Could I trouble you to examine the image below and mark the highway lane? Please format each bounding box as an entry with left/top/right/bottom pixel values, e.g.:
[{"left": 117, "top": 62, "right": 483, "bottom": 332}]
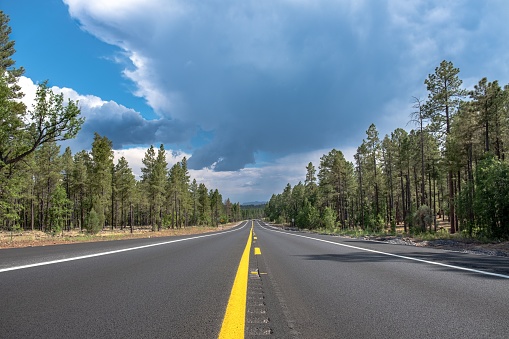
[
  {"left": 2, "top": 219, "right": 508, "bottom": 338},
  {"left": 253, "top": 220, "right": 509, "bottom": 339},
  {"left": 0, "top": 222, "right": 251, "bottom": 338}
]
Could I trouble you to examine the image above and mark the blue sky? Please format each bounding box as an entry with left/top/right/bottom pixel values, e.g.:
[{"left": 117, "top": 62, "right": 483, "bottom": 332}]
[{"left": 4, "top": 0, "right": 509, "bottom": 203}]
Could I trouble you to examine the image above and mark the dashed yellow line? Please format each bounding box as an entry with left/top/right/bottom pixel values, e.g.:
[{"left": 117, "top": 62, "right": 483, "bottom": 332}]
[
  {"left": 254, "top": 247, "right": 261, "bottom": 255},
  {"left": 218, "top": 221, "right": 253, "bottom": 339}
]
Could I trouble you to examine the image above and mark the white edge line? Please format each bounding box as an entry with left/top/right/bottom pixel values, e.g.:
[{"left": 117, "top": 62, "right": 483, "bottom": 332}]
[
  {"left": 0, "top": 222, "right": 247, "bottom": 273},
  {"left": 258, "top": 222, "right": 509, "bottom": 279}
]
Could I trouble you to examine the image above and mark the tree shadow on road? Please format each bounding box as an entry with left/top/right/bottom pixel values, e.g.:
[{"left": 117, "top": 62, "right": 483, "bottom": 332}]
[{"left": 294, "top": 250, "right": 509, "bottom": 280}]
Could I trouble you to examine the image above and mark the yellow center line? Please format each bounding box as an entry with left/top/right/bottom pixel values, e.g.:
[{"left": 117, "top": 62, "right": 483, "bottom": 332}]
[{"left": 218, "top": 221, "right": 254, "bottom": 339}]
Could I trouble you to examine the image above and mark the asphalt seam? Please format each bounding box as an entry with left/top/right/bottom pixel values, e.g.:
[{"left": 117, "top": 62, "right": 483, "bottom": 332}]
[
  {"left": 253, "top": 221, "right": 300, "bottom": 338},
  {"left": 246, "top": 229, "right": 272, "bottom": 337}
]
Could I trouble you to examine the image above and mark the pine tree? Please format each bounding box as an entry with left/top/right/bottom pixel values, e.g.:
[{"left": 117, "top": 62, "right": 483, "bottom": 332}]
[
  {"left": 318, "top": 149, "right": 354, "bottom": 228},
  {"left": 425, "top": 60, "right": 466, "bottom": 233},
  {"left": 33, "top": 141, "right": 62, "bottom": 231},
  {"left": 410, "top": 97, "right": 428, "bottom": 206},
  {"left": 61, "top": 147, "right": 74, "bottom": 230},
  {"left": 113, "top": 157, "right": 135, "bottom": 230},
  {"left": 189, "top": 179, "right": 200, "bottom": 225},
  {"left": 209, "top": 189, "right": 223, "bottom": 226},
  {"left": 72, "top": 151, "right": 90, "bottom": 231},
  {"left": 197, "top": 183, "right": 211, "bottom": 225},
  {"left": 142, "top": 145, "right": 167, "bottom": 230},
  {"left": 90, "top": 133, "right": 113, "bottom": 229},
  {"left": 48, "top": 184, "right": 71, "bottom": 235},
  {"left": 469, "top": 78, "right": 504, "bottom": 157}
]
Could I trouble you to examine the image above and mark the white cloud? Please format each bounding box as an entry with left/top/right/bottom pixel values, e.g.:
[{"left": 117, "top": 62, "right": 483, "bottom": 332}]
[
  {"left": 189, "top": 147, "right": 358, "bottom": 202},
  {"left": 114, "top": 147, "right": 190, "bottom": 178},
  {"left": 18, "top": 75, "right": 196, "bottom": 151},
  {"left": 17, "top": 76, "right": 38, "bottom": 110},
  {"left": 113, "top": 147, "right": 147, "bottom": 177}
]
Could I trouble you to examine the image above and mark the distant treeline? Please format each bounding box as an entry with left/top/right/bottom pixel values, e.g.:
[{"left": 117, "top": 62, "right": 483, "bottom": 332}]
[
  {"left": 241, "top": 204, "right": 266, "bottom": 220},
  {"left": 266, "top": 60, "right": 509, "bottom": 239}
]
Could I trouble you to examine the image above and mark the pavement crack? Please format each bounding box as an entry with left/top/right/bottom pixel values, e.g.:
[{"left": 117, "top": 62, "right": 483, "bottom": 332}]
[{"left": 246, "top": 237, "right": 273, "bottom": 337}]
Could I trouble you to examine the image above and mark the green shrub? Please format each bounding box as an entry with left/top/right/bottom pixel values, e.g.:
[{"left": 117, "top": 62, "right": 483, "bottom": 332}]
[
  {"left": 413, "top": 205, "right": 432, "bottom": 233},
  {"left": 85, "top": 208, "right": 101, "bottom": 234},
  {"left": 322, "top": 207, "right": 337, "bottom": 230},
  {"left": 474, "top": 156, "right": 509, "bottom": 239}
]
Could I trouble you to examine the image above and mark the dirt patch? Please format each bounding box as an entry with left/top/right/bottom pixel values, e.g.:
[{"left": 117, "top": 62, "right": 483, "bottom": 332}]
[
  {"left": 417, "top": 238, "right": 509, "bottom": 257},
  {"left": 356, "top": 235, "right": 509, "bottom": 257},
  {"left": 0, "top": 223, "right": 239, "bottom": 249}
]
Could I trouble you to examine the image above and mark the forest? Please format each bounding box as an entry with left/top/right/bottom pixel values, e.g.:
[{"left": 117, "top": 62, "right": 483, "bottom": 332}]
[
  {"left": 266, "top": 60, "right": 509, "bottom": 240},
  {"left": 0, "top": 12, "right": 243, "bottom": 234}
]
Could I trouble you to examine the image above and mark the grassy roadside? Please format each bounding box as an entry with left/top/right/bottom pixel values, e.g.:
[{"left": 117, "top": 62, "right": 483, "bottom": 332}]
[
  {"left": 269, "top": 221, "right": 509, "bottom": 257},
  {"left": 0, "top": 223, "right": 239, "bottom": 249}
]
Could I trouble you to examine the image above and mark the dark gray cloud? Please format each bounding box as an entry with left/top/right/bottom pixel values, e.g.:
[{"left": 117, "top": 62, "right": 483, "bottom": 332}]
[
  {"left": 53, "top": 88, "right": 197, "bottom": 150},
  {"left": 64, "top": 0, "right": 509, "bottom": 170}
]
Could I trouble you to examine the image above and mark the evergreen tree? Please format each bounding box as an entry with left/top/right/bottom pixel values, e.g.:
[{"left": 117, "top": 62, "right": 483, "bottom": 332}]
[
  {"left": 113, "top": 156, "right": 135, "bottom": 230},
  {"left": 61, "top": 147, "right": 74, "bottom": 230},
  {"left": 48, "top": 184, "right": 71, "bottom": 235},
  {"left": 425, "top": 60, "right": 466, "bottom": 233},
  {"left": 189, "top": 178, "right": 200, "bottom": 225},
  {"left": 142, "top": 145, "right": 167, "bottom": 230},
  {"left": 469, "top": 78, "right": 505, "bottom": 157},
  {"left": 197, "top": 183, "right": 211, "bottom": 225},
  {"left": 33, "top": 141, "right": 62, "bottom": 231},
  {"left": 89, "top": 133, "right": 113, "bottom": 229},
  {"left": 72, "top": 150, "right": 90, "bottom": 231},
  {"left": 209, "top": 189, "right": 223, "bottom": 226}
]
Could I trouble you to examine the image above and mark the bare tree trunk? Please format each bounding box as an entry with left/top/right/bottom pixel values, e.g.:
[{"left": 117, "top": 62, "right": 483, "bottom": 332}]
[
  {"left": 400, "top": 171, "right": 407, "bottom": 233},
  {"left": 31, "top": 196, "right": 34, "bottom": 231},
  {"left": 129, "top": 203, "right": 133, "bottom": 234},
  {"left": 449, "top": 170, "right": 456, "bottom": 234}
]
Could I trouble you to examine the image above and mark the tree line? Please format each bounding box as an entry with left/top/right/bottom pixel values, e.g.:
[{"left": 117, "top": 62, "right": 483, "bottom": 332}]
[
  {"left": 0, "top": 11, "right": 241, "bottom": 234},
  {"left": 266, "top": 60, "right": 509, "bottom": 239}
]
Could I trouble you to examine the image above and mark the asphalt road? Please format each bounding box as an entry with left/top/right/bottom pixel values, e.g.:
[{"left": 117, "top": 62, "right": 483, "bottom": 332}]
[
  {"left": 0, "top": 222, "right": 251, "bottom": 338},
  {"left": 252, "top": 220, "right": 509, "bottom": 338},
  {"left": 1, "top": 220, "right": 508, "bottom": 338}
]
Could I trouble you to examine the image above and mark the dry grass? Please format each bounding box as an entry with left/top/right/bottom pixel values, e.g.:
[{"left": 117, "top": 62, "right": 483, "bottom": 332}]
[{"left": 0, "top": 223, "right": 239, "bottom": 249}]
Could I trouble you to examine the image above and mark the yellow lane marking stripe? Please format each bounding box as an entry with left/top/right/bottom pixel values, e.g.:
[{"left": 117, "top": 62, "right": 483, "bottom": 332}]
[
  {"left": 218, "top": 222, "right": 253, "bottom": 339},
  {"left": 254, "top": 247, "right": 261, "bottom": 255}
]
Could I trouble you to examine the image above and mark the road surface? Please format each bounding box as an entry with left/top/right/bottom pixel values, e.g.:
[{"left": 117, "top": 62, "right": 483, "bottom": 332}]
[{"left": 1, "top": 220, "right": 508, "bottom": 338}]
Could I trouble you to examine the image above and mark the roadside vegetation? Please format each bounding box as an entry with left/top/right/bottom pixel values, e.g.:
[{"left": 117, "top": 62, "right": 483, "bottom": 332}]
[
  {"left": 0, "top": 12, "right": 250, "bottom": 241},
  {"left": 266, "top": 60, "right": 509, "bottom": 243},
  {"left": 0, "top": 223, "right": 240, "bottom": 249}
]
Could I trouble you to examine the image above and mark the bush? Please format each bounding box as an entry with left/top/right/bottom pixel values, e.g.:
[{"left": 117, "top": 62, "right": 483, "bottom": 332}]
[
  {"left": 474, "top": 156, "right": 509, "bottom": 239},
  {"left": 365, "top": 214, "right": 384, "bottom": 232},
  {"left": 322, "top": 207, "right": 337, "bottom": 230},
  {"left": 85, "top": 208, "right": 101, "bottom": 234},
  {"left": 48, "top": 185, "right": 70, "bottom": 235},
  {"left": 413, "top": 205, "right": 432, "bottom": 233},
  {"left": 296, "top": 200, "right": 320, "bottom": 229}
]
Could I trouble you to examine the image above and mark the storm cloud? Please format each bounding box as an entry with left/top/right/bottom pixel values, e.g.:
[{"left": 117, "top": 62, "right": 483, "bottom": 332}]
[{"left": 60, "top": 0, "right": 509, "bottom": 172}]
